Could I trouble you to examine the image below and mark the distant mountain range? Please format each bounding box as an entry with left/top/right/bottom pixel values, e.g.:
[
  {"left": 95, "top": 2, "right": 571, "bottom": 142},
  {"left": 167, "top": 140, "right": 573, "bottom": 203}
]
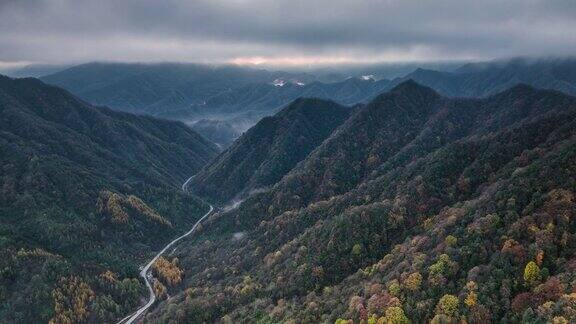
[
  {"left": 398, "top": 57, "right": 576, "bottom": 97},
  {"left": 40, "top": 62, "right": 317, "bottom": 117},
  {"left": 0, "top": 64, "right": 69, "bottom": 78},
  {"left": 39, "top": 58, "right": 576, "bottom": 147},
  {"left": 187, "top": 77, "right": 391, "bottom": 116},
  {"left": 0, "top": 74, "right": 217, "bottom": 322},
  {"left": 144, "top": 81, "right": 576, "bottom": 323}
]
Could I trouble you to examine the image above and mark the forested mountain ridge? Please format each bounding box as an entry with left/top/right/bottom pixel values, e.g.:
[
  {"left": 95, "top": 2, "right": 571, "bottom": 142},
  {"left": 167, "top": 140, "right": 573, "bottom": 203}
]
[
  {"left": 0, "top": 75, "right": 218, "bottom": 323},
  {"left": 398, "top": 57, "right": 576, "bottom": 97},
  {"left": 40, "top": 62, "right": 316, "bottom": 117},
  {"left": 41, "top": 59, "right": 576, "bottom": 120},
  {"left": 146, "top": 81, "right": 576, "bottom": 323},
  {"left": 189, "top": 77, "right": 391, "bottom": 117},
  {"left": 39, "top": 59, "right": 576, "bottom": 149},
  {"left": 188, "top": 98, "right": 352, "bottom": 204}
]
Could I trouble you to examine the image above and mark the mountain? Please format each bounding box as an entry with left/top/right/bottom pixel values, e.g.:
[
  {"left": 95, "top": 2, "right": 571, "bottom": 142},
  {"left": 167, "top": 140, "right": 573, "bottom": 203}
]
[
  {"left": 188, "top": 98, "right": 352, "bottom": 204},
  {"left": 1, "top": 64, "right": 69, "bottom": 78},
  {"left": 40, "top": 63, "right": 328, "bottom": 145},
  {"left": 0, "top": 75, "right": 218, "bottom": 323},
  {"left": 205, "top": 57, "right": 576, "bottom": 119},
  {"left": 40, "top": 62, "right": 316, "bottom": 117},
  {"left": 182, "top": 77, "right": 390, "bottom": 145},
  {"left": 398, "top": 57, "right": 576, "bottom": 97},
  {"left": 40, "top": 63, "right": 391, "bottom": 145},
  {"left": 146, "top": 81, "right": 576, "bottom": 323},
  {"left": 190, "top": 77, "right": 391, "bottom": 117},
  {"left": 40, "top": 58, "right": 576, "bottom": 149}
]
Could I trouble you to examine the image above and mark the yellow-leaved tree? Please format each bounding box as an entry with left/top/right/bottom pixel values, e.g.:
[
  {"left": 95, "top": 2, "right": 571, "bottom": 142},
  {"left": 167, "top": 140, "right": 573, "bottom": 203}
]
[{"left": 523, "top": 261, "right": 541, "bottom": 286}]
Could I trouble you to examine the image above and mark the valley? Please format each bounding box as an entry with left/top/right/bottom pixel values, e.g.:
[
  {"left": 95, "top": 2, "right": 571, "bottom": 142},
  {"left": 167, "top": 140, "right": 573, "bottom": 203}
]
[
  {"left": 1, "top": 58, "right": 576, "bottom": 324},
  {"left": 2, "top": 1, "right": 576, "bottom": 322},
  {"left": 119, "top": 195, "right": 213, "bottom": 324}
]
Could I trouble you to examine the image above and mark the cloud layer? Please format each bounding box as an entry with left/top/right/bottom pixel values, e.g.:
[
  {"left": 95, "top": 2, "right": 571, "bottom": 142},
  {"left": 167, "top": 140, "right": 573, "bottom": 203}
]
[{"left": 1, "top": 0, "right": 575, "bottom": 66}]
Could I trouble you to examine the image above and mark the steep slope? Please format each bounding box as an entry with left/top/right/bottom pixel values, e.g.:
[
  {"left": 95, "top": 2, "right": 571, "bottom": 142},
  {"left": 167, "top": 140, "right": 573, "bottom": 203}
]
[
  {"left": 147, "top": 82, "right": 576, "bottom": 323},
  {"left": 0, "top": 75, "right": 218, "bottom": 323},
  {"left": 188, "top": 98, "right": 351, "bottom": 204}
]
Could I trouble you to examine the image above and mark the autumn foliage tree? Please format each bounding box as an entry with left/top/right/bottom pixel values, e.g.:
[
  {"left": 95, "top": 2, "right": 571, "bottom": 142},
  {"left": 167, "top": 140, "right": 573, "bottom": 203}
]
[
  {"left": 436, "top": 294, "right": 459, "bottom": 317},
  {"left": 404, "top": 272, "right": 423, "bottom": 291},
  {"left": 153, "top": 279, "right": 168, "bottom": 300},
  {"left": 524, "top": 261, "right": 541, "bottom": 286},
  {"left": 383, "top": 306, "right": 410, "bottom": 324},
  {"left": 50, "top": 277, "right": 95, "bottom": 324},
  {"left": 153, "top": 256, "right": 183, "bottom": 286}
]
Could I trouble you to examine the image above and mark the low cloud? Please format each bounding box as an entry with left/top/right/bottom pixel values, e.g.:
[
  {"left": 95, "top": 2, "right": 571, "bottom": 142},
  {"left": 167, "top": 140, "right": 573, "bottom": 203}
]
[{"left": 1, "top": 0, "right": 575, "bottom": 66}]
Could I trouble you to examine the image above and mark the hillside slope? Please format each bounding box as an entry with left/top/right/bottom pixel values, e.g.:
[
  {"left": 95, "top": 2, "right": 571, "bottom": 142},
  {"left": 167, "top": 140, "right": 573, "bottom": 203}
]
[
  {"left": 189, "top": 98, "right": 351, "bottom": 204},
  {"left": 148, "top": 81, "right": 576, "bottom": 323},
  {"left": 0, "top": 75, "right": 218, "bottom": 323}
]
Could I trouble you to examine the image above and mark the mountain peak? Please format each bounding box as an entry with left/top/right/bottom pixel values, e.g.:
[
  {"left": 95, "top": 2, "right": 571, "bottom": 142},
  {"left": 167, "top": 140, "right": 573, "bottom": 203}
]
[
  {"left": 189, "top": 97, "right": 351, "bottom": 203},
  {"left": 506, "top": 82, "right": 536, "bottom": 93},
  {"left": 410, "top": 67, "right": 444, "bottom": 75},
  {"left": 391, "top": 78, "right": 421, "bottom": 90},
  {"left": 280, "top": 97, "right": 341, "bottom": 115},
  {"left": 490, "top": 83, "right": 539, "bottom": 99},
  {"left": 387, "top": 79, "right": 440, "bottom": 98}
]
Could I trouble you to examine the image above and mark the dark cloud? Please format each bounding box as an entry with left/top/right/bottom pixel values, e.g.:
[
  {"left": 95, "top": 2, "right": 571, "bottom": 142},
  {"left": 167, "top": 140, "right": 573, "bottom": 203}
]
[{"left": 0, "top": 0, "right": 575, "bottom": 66}]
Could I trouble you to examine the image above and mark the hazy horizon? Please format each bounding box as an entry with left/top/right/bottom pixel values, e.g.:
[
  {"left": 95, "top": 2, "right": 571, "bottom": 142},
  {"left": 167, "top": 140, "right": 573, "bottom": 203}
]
[{"left": 4, "top": 55, "right": 576, "bottom": 79}]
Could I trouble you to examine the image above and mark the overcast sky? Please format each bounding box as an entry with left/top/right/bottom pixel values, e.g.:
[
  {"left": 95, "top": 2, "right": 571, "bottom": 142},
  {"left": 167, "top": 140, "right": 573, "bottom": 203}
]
[{"left": 1, "top": 0, "right": 575, "bottom": 68}]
